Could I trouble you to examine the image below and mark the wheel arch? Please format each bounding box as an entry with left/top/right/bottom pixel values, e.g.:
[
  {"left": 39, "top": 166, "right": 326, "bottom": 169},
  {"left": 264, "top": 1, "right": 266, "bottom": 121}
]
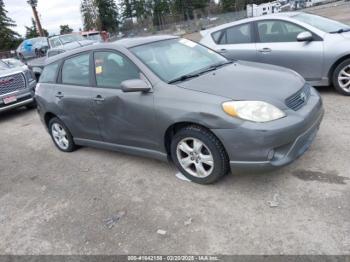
[
  {"left": 44, "top": 112, "right": 58, "bottom": 128},
  {"left": 164, "top": 121, "right": 225, "bottom": 159},
  {"left": 328, "top": 54, "right": 350, "bottom": 85}
]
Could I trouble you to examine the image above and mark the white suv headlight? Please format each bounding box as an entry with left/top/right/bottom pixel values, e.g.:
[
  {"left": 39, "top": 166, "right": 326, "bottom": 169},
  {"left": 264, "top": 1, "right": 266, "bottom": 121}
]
[{"left": 222, "top": 101, "right": 286, "bottom": 123}]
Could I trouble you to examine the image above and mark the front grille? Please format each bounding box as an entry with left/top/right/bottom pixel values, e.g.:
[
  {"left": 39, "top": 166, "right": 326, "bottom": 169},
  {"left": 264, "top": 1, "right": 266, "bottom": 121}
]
[
  {"left": 0, "top": 73, "right": 26, "bottom": 96},
  {"left": 285, "top": 84, "right": 311, "bottom": 111}
]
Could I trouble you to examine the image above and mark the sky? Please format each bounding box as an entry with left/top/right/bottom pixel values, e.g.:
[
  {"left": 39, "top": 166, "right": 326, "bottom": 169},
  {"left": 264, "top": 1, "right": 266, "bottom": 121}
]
[{"left": 4, "top": 0, "right": 83, "bottom": 37}]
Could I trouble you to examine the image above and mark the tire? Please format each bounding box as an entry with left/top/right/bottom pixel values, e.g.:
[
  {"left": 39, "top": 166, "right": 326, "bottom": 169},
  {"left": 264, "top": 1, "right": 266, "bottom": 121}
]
[
  {"left": 333, "top": 58, "right": 350, "bottom": 96},
  {"left": 48, "top": 117, "right": 76, "bottom": 152},
  {"left": 170, "top": 125, "right": 230, "bottom": 184}
]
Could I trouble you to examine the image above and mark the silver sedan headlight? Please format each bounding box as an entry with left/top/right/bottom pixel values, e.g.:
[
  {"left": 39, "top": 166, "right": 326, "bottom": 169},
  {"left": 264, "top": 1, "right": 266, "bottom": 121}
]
[{"left": 222, "top": 101, "right": 286, "bottom": 123}]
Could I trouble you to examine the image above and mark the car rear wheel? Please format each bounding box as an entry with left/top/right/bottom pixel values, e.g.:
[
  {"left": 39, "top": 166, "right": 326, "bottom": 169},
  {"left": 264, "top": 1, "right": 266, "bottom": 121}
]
[
  {"left": 333, "top": 58, "right": 350, "bottom": 96},
  {"left": 170, "top": 125, "right": 229, "bottom": 184},
  {"left": 49, "top": 117, "right": 76, "bottom": 152}
]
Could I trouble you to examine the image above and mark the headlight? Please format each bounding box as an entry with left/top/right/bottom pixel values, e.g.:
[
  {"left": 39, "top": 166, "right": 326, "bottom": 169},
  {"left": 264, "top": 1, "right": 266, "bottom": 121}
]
[
  {"left": 25, "top": 70, "right": 35, "bottom": 82},
  {"left": 222, "top": 101, "right": 286, "bottom": 123}
]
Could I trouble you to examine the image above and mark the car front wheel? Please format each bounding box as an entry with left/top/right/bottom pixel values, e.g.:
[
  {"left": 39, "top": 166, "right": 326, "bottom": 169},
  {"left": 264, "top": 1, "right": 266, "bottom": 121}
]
[
  {"left": 170, "top": 125, "right": 229, "bottom": 184},
  {"left": 333, "top": 58, "right": 350, "bottom": 95},
  {"left": 49, "top": 117, "right": 76, "bottom": 152}
]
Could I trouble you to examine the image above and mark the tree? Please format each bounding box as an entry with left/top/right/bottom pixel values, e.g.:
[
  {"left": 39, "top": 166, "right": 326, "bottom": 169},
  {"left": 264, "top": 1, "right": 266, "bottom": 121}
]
[
  {"left": 27, "top": 0, "right": 44, "bottom": 36},
  {"left": 94, "top": 0, "right": 119, "bottom": 32},
  {"left": 60, "top": 24, "right": 73, "bottom": 34},
  {"left": 81, "top": 0, "right": 97, "bottom": 31},
  {"left": 0, "top": 0, "right": 21, "bottom": 51},
  {"left": 152, "top": 0, "right": 171, "bottom": 27},
  {"left": 25, "top": 18, "right": 48, "bottom": 38}
]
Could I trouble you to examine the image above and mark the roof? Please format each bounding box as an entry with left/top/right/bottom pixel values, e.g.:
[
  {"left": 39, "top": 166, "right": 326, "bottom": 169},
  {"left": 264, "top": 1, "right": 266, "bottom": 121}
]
[
  {"left": 114, "top": 35, "right": 178, "bottom": 48},
  {"left": 45, "top": 35, "right": 178, "bottom": 65},
  {"left": 201, "top": 12, "right": 301, "bottom": 34}
]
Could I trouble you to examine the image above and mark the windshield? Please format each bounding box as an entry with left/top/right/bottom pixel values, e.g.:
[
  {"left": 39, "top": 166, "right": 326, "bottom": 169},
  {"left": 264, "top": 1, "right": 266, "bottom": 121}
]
[
  {"left": 59, "top": 34, "right": 85, "bottom": 44},
  {"left": 130, "top": 38, "right": 228, "bottom": 83},
  {"left": 0, "top": 60, "right": 10, "bottom": 70},
  {"left": 2, "top": 59, "right": 24, "bottom": 68},
  {"left": 293, "top": 13, "right": 350, "bottom": 33}
]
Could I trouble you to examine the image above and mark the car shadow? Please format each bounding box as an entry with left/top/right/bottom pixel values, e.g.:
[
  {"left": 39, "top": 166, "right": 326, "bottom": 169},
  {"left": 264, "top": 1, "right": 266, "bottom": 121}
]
[{"left": 0, "top": 107, "right": 35, "bottom": 123}]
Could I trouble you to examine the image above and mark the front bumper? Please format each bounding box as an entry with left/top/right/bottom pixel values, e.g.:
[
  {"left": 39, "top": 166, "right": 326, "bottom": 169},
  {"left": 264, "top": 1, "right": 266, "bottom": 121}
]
[
  {"left": 212, "top": 87, "right": 324, "bottom": 172},
  {"left": 0, "top": 80, "right": 36, "bottom": 113}
]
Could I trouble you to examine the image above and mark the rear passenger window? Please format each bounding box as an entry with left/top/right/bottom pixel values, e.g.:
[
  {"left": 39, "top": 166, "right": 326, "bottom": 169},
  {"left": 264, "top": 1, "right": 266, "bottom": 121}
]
[
  {"left": 212, "top": 30, "right": 223, "bottom": 44},
  {"left": 214, "top": 23, "right": 253, "bottom": 45},
  {"left": 39, "top": 62, "right": 59, "bottom": 83},
  {"left": 62, "top": 53, "right": 90, "bottom": 86}
]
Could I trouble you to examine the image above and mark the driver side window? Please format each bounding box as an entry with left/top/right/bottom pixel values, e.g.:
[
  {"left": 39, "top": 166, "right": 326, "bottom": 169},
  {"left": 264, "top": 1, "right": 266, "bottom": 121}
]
[
  {"left": 257, "top": 20, "right": 306, "bottom": 43},
  {"left": 94, "top": 51, "right": 140, "bottom": 89}
]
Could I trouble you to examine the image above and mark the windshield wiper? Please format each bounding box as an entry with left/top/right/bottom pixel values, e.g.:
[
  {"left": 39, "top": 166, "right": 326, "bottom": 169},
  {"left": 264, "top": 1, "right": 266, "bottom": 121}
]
[
  {"left": 168, "top": 61, "right": 233, "bottom": 84},
  {"left": 330, "top": 28, "right": 350, "bottom": 34},
  {"left": 200, "top": 60, "right": 233, "bottom": 74},
  {"left": 168, "top": 73, "right": 200, "bottom": 84}
]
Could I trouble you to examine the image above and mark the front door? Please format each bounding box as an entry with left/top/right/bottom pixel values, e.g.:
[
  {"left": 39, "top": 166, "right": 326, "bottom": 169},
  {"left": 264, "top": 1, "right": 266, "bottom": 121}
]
[
  {"left": 255, "top": 19, "right": 324, "bottom": 81},
  {"left": 91, "top": 50, "right": 157, "bottom": 151}
]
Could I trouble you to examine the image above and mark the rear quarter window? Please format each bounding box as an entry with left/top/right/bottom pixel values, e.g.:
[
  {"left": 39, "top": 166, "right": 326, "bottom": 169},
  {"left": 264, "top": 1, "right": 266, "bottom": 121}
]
[{"left": 39, "top": 62, "right": 59, "bottom": 83}]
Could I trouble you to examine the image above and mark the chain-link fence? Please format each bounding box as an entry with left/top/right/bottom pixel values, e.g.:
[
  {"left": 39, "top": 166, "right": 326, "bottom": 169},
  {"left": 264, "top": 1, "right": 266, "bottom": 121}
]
[{"left": 110, "top": 0, "right": 347, "bottom": 41}]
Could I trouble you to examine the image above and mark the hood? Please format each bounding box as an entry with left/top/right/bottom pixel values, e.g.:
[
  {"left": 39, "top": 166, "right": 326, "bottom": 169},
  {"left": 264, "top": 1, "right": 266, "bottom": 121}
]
[
  {"left": 0, "top": 66, "right": 25, "bottom": 77},
  {"left": 176, "top": 61, "right": 305, "bottom": 107}
]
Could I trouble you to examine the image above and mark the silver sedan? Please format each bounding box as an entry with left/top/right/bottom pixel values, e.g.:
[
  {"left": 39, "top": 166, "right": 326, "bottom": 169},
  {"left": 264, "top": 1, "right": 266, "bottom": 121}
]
[{"left": 200, "top": 12, "right": 350, "bottom": 95}]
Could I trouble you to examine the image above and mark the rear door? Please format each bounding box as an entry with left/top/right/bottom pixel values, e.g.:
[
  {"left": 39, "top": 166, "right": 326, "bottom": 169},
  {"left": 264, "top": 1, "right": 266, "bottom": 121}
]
[
  {"left": 255, "top": 19, "right": 324, "bottom": 81},
  {"left": 55, "top": 52, "right": 101, "bottom": 140},
  {"left": 212, "top": 22, "right": 258, "bottom": 62}
]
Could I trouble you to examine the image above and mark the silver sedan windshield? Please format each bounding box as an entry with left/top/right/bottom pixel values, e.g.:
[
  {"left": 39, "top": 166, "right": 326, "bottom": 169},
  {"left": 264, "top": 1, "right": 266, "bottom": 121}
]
[
  {"left": 293, "top": 13, "right": 350, "bottom": 33},
  {"left": 130, "top": 38, "right": 228, "bottom": 83}
]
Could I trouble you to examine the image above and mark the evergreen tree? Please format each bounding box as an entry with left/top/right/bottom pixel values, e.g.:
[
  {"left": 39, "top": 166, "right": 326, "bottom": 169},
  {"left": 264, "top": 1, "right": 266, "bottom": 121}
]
[
  {"left": 25, "top": 18, "right": 48, "bottom": 38},
  {"left": 94, "top": 0, "right": 119, "bottom": 32},
  {"left": 220, "top": 0, "right": 236, "bottom": 12},
  {"left": 81, "top": 0, "right": 97, "bottom": 31},
  {"left": 60, "top": 24, "right": 74, "bottom": 34},
  {"left": 0, "top": 0, "right": 20, "bottom": 51},
  {"left": 120, "top": 0, "right": 133, "bottom": 19}
]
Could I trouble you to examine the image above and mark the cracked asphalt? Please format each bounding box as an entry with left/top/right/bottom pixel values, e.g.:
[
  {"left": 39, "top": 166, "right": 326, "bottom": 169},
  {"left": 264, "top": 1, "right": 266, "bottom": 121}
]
[{"left": 0, "top": 87, "right": 349, "bottom": 255}]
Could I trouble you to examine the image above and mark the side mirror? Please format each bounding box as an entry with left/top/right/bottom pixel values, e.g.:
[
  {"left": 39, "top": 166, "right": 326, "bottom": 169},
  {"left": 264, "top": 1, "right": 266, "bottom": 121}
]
[
  {"left": 297, "top": 31, "right": 313, "bottom": 42},
  {"left": 121, "top": 79, "right": 151, "bottom": 93}
]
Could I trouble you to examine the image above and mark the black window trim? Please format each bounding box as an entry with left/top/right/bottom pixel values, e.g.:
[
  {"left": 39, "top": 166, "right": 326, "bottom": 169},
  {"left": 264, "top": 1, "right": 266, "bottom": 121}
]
[
  {"left": 253, "top": 19, "right": 323, "bottom": 43},
  {"left": 92, "top": 48, "right": 145, "bottom": 90},
  {"left": 57, "top": 51, "right": 94, "bottom": 87},
  {"left": 211, "top": 22, "right": 256, "bottom": 45}
]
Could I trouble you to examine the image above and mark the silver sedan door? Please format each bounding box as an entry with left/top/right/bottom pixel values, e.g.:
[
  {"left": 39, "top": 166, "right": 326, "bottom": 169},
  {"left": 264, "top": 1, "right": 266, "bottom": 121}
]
[
  {"left": 255, "top": 19, "right": 324, "bottom": 82},
  {"left": 212, "top": 22, "right": 258, "bottom": 62}
]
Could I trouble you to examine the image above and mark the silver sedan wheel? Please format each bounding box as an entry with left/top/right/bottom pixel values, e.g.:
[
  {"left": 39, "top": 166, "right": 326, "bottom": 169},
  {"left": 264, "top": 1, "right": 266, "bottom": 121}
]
[
  {"left": 176, "top": 137, "right": 214, "bottom": 178},
  {"left": 338, "top": 65, "right": 350, "bottom": 92},
  {"left": 51, "top": 123, "right": 69, "bottom": 150}
]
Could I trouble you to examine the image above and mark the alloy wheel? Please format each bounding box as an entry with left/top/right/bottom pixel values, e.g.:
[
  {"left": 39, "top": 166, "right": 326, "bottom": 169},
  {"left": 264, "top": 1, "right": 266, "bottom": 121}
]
[
  {"left": 338, "top": 65, "right": 350, "bottom": 93},
  {"left": 176, "top": 137, "right": 214, "bottom": 178},
  {"left": 51, "top": 122, "right": 70, "bottom": 150}
]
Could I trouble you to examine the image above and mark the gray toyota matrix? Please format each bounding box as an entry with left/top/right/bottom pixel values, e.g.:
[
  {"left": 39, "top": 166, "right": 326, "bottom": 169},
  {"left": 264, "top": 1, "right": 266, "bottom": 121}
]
[{"left": 35, "top": 35, "right": 324, "bottom": 184}]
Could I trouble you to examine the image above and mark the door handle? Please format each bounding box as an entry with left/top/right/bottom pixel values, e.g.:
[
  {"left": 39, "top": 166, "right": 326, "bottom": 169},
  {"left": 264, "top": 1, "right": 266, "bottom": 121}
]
[
  {"left": 258, "top": 48, "right": 272, "bottom": 53},
  {"left": 55, "top": 92, "right": 64, "bottom": 99},
  {"left": 94, "top": 95, "right": 105, "bottom": 102},
  {"left": 218, "top": 48, "right": 227, "bottom": 53}
]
